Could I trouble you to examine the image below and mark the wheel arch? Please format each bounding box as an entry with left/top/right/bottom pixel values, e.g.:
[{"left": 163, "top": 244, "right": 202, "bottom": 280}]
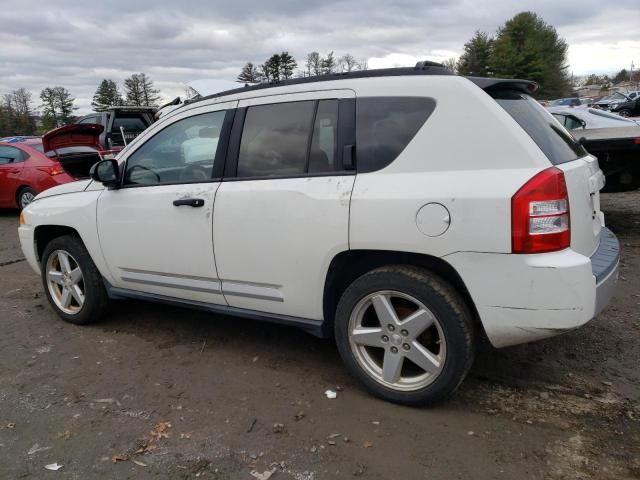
[
  {"left": 34, "top": 225, "right": 82, "bottom": 264},
  {"left": 322, "top": 249, "right": 481, "bottom": 335}
]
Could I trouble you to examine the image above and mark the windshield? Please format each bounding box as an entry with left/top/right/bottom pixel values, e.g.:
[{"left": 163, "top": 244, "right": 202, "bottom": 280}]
[{"left": 493, "top": 90, "right": 587, "bottom": 165}]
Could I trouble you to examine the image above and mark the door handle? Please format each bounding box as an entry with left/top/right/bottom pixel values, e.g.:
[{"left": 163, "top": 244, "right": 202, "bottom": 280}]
[{"left": 173, "top": 198, "right": 205, "bottom": 207}]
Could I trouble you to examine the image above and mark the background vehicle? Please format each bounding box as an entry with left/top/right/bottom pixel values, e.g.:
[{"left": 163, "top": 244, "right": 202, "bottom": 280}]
[
  {"left": 0, "top": 138, "right": 79, "bottom": 209},
  {"left": 609, "top": 96, "right": 640, "bottom": 117},
  {"left": 548, "top": 105, "right": 640, "bottom": 128},
  {"left": 550, "top": 97, "right": 581, "bottom": 107},
  {"left": 18, "top": 66, "right": 618, "bottom": 406},
  {"left": 76, "top": 106, "right": 155, "bottom": 150},
  {"left": 592, "top": 91, "right": 631, "bottom": 110},
  {"left": 549, "top": 106, "right": 640, "bottom": 191}
]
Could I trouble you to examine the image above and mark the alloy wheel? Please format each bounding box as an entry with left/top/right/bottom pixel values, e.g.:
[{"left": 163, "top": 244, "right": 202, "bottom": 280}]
[
  {"left": 348, "top": 290, "right": 446, "bottom": 391},
  {"left": 20, "top": 191, "right": 35, "bottom": 208},
  {"left": 45, "top": 250, "right": 85, "bottom": 315}
]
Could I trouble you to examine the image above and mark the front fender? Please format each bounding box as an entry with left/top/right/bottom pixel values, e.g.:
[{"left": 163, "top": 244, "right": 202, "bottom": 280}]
[{"left": 22, "top": 190, "right": 114, "bottom": 285}]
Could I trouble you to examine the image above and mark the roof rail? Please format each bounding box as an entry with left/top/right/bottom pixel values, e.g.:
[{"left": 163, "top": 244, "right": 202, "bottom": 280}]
[{"left": 192, "top": 63, "right": 455, "bottom": 105}]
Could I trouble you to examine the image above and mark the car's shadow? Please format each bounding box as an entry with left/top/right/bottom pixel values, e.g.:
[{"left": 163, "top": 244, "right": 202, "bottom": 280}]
[
  {"left": 0, "top": 208, "right": 19, "bottom": 218},
  {"left": 83, "top": 295, "right": 617, "bottom": 405}
]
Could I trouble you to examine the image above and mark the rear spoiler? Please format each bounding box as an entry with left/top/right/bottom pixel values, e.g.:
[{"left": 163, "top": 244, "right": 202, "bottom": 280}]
[{"left": 467, "top": 77, "right": 538, "bottom": 94}]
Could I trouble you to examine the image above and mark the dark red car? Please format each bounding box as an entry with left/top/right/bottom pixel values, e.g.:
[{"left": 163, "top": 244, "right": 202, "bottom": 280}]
[{"left": 0, "top": 125, "right": 107, "bottom": 209}]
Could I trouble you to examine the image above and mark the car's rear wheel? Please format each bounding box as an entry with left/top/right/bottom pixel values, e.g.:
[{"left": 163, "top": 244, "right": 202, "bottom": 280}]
[
  {"left": 41, "top": 235, "right": 109, "bottom": 325},
  {"left": 17, "top": 187, "right": 37, "bottom": 210},
  {"left": 335, "top": 265, "right": 475, "bottom": 406}
]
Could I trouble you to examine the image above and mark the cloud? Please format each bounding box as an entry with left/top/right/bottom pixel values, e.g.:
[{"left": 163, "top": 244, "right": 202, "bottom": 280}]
[{"left": 0, "top": 0, "right": 638, "bottom": 113}]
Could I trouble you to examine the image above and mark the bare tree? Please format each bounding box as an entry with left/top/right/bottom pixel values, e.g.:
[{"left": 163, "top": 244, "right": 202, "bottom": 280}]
[
  {"left": 443, "top": 58, "right": 458, "bottom": 74},
  {"left": 339, "top": 53, "right": 359, "bottom": 72},
  {"left": 306, "top": 52, "right": 322, "bottom": 76}
]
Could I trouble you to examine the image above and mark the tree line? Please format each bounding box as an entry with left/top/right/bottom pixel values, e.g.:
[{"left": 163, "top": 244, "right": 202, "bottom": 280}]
[
  {"left": 237, "top": 51, "right": 368, "bottom": 84},
  {"left": 2, "top": 11, "right": 636, "bottom": 136},
  {"left": 0, "top": 73, "right": 161, "bottom": 136}
]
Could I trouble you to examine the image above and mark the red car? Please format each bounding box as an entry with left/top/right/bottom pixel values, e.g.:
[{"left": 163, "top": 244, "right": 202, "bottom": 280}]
[{"left": 0, "top": 125, "right": 106, "bottom": 209}]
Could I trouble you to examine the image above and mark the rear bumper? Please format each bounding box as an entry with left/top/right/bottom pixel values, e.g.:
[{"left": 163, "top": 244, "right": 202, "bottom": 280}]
[
  {"left": 444, "top": 228, "right": 619, "bottom": 348},
  {"left": 592, "top": 228, "right": 619, "bottom": 316}
]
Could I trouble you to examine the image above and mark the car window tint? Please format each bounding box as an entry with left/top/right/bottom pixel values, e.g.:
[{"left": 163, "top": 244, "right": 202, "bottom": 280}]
[
  {"left": 0, "top": 146, "right": 25, "bottom": 164},
  {"left": 124, "top": 111, "right": 226, "bottom": 186},
  {"left": 237, "top": 101, "right": 315, "bottom": 177},
  {"left": 113, "top": 116, "right": 148, "bottom": 132},
  {"left": 308, "top": 100, "right": 338, "bottom": 173},
  {"left": 493, "top": 90, "right": 587, "bottom": 165},
  {"left": 30, "top": 143, "right": 45, "bottom": 153},
  {"left": 79, "top": 116, "right": 99, "bottom": 124},
  {"left": 356, "top": 97, "right": 436, "bottom": 173}
]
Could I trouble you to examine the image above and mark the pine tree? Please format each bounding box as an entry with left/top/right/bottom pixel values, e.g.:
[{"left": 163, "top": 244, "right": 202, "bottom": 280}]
[
  {"left": 490, "top": 12, "right": 571, "bottom": 98},
  {"left": 91, "top": 79, "right": 122, "bottom": 111},
  {"left": 320, "top": 52, "right": 336, "bottom": 74},
  {"left": 124, "top": 73, "right": 161, "bottom": 107},
  {"left": 39, "top": 86, "right": 76, "bottom": 130},
  {"left": 237, "top": 62, "right": 261, "bottom": 83},
  {"left": 261, "top": 55, "right": 282, "bottom": 82},
  {"left": 613, "top": 69, "right": 629, "bottom": 84},
  {"left": 457, "top": 31, "right": 493, "bottom": 77},
  {"left": 278, "top": 52, "right": 297, "bottom": 79}
]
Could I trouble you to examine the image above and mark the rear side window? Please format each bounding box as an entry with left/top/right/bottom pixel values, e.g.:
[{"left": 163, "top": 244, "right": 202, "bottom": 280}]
[
  {"left": 492, "top": 90, "right": 587, "bottom": 165},
  {"left": 356, "top": 97, "right": 436, "bottom": 173}
]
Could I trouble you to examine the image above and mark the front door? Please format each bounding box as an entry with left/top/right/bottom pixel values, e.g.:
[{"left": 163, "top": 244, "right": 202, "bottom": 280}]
[
  {"left": 213, "top": 91, "right": 356, "bottom": 320},
  {"left": 97, "top": 101, "right": 236, "bottom": 304}
]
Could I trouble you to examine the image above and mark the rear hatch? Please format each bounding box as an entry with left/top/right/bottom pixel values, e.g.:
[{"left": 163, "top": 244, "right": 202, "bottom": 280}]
[
  {"left": 485, "top": 84, "right": 604, "bottom": 256},
  {"left": 42, "top": 124, "right": 105, "bottom": 179}
]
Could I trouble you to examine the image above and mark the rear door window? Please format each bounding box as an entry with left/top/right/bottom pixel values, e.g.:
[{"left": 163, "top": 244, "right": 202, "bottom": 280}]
[
  {"left": 0, "top": 146, "right": 26, "bottom": 164},
  {"left": 237, "top": 101, "right": 315, "bottom": 177},
  {"left": 356, "top": 97, "right": 436, "bottom": 173},
  {"left": 308, "top": 100, "right": 339, "bottom": 173},
  {"left": 493, "top": 90, "right": 587, "bottom": 164}
]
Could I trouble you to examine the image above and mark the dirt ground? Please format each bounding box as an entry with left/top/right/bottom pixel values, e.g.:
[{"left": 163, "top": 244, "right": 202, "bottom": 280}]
[{"left": 0, "top": 192, "right": 638, "bottom": 480}]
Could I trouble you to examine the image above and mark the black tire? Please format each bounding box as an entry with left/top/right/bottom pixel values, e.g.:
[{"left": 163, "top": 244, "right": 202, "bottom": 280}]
[
  {"left": 41, "top": 234, "right": 109, "bottom": 325},
  {"left": 334, "top": 265, "right": 475, "bottom": 406},
  {"left": 17, "top": 187, "right": 37, "bottom": 210},
  {"left": 617, "top": 109, "right": 631, "bottom": 118}
]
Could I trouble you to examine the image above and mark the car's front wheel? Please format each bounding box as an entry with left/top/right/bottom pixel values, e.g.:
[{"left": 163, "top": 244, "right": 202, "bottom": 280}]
[
  {"left": 41, "top": 235, "right": 109, "bottom": 325},
  {"left": 617, "top": 109, "right": 632, "bottom": 117},
  {"left": 335, "top": 265, "right": 475, "bottom": 406}
]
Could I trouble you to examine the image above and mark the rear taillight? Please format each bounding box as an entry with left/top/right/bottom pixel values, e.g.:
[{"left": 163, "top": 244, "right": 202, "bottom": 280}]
[
  {"left": 48, "top": 165, "right": 64, "bottom": 176},
  {"left": 512, "top": 167, "right": 570, "bottom": 254}
]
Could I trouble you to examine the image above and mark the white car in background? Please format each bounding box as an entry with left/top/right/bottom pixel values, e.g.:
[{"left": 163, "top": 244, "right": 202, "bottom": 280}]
[
  {"left": 547, "top": 105, "right": 640, "bottom": 129},
  {"left": 18, "top": 65, "right": 619, "bottom": 405}
]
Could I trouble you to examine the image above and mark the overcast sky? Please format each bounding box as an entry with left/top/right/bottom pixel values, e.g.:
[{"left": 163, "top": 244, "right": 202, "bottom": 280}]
[{"left": 1, "top": 0, "right": 638, "bottom": 113}]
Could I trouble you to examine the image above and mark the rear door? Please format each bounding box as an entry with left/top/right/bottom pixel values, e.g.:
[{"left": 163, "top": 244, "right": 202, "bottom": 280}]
[
  {"left": 213, "top": 90, "right": 356, "bottom": 320},
  {"left": 0, "top": 145, "right": 26, "bottom": 206}
]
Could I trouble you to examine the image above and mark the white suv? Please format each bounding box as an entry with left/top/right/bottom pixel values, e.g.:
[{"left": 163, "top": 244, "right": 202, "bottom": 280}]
[{"left": 19, "top": 64, "right": 619, "bottom": 405}]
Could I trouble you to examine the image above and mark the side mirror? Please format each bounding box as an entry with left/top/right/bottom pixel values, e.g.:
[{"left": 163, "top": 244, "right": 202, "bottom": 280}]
[{"left": 90, "top": 159, "right": 120, "bottom": 188}]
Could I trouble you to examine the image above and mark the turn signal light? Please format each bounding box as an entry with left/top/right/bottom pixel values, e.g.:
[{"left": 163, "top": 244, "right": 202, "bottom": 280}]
[{"left": 512, "top": 167, "right": 570, "bottom": 253}]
